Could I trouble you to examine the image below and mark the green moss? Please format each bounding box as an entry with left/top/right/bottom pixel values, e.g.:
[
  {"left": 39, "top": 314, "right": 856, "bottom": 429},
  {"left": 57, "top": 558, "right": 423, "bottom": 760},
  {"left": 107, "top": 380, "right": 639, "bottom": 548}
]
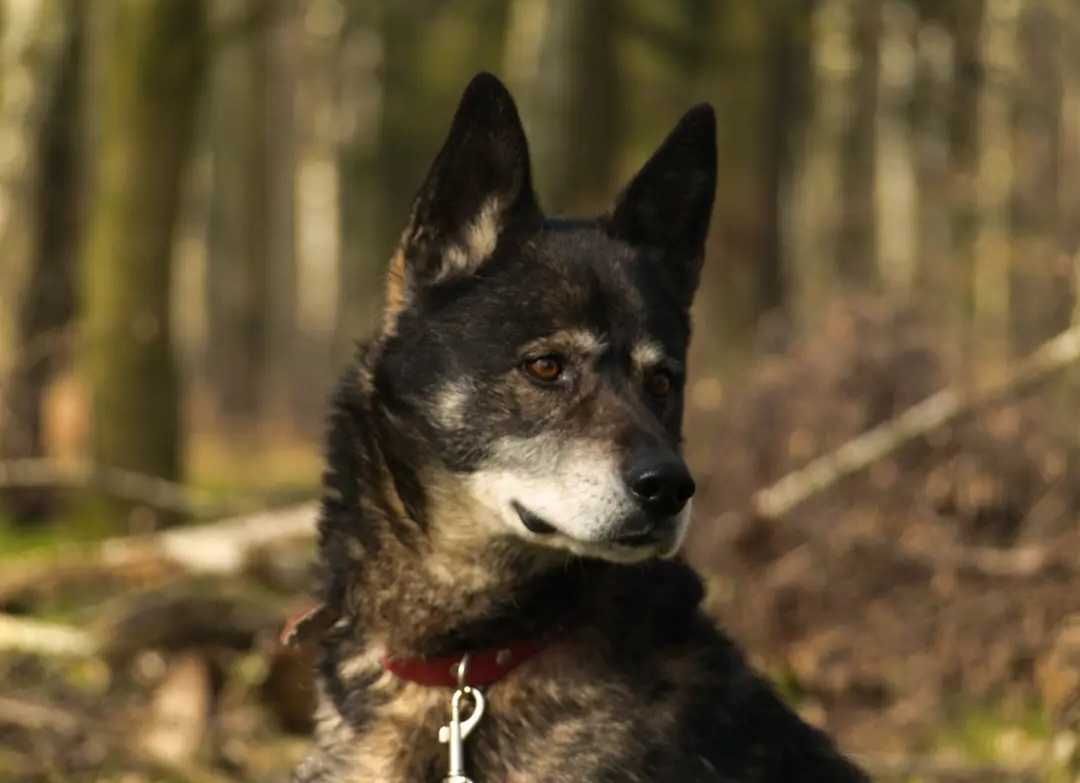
[
  {"left": 932, "top": 699, "right": 1051, "bottom": 769},
  {"left": 770, "top": 665, "right": 809, "bottom": 707}
]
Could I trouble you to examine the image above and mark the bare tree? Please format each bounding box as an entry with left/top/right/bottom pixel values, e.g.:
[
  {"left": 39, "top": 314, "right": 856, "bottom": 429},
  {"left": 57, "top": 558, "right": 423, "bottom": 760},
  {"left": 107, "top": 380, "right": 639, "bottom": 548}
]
[
  {"left": 206, "top": 0, "right": 272, "bottom": 430},
  {"left": 947, "top": 0, "right": 985, "bottom": 327},
  {"left": 524, "top": 0, "right": 622, "bottom": 214},
  {"left": 1010, "top": 0, "right": 1070, "bottom": 352},
  {"left": 837, "top": 0, "right": 882, "bottom": 285},
  {"left": 81, "top": 0, "right": 209, "bottom": 526},
  {"left": 0, "top": 0, "right": 80, "bottom": 520}
]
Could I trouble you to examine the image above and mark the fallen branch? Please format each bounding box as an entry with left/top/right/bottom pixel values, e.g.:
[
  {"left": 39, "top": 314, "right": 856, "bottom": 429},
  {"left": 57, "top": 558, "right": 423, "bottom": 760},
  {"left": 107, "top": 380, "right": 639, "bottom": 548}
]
[
  {"left": 96, "top": 501, "right": 318, "bottom": 574},
  {"left": 753, "top": 325, "right": 1080, "bottom": 519},
  {"left": 0, "top": 613, "right": 96, "bottom": 657},
  {"left": 0, "top": 458, "right": 256, "bottom": 517},
  {"left": 0, "top": 578, "right": 292, "bottom": 657},
  {"left": 0, "top": 501, "right": 318, "bottom": 603},
  {"left": 0, "top": 694, "right": 83, "bottom": 734}
]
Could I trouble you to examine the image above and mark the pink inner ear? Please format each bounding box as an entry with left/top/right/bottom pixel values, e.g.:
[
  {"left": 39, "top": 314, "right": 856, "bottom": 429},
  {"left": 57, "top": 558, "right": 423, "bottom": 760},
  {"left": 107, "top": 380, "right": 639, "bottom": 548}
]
[{"left": 280, "top": 602, "right": 337, "bottom": 648}]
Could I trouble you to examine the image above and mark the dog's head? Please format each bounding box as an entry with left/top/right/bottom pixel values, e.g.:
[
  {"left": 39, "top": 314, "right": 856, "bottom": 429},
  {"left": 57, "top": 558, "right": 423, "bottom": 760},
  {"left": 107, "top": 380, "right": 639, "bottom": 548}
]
[{"left": 371, "top": 73, "right": 715, "bottom": 564}]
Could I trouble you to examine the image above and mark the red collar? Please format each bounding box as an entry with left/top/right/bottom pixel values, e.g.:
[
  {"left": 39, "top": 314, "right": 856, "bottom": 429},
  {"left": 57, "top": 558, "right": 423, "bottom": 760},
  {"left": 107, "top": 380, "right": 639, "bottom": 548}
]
[{"left": 382, "top": 638, "right": 549, "bottom": 688}]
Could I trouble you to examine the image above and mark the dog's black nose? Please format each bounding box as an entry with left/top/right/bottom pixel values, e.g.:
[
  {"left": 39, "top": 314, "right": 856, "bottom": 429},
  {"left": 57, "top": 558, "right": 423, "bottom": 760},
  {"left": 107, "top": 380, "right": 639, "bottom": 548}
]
[{"left": 626, "top": 455, "right": 695, "bottom": 516}]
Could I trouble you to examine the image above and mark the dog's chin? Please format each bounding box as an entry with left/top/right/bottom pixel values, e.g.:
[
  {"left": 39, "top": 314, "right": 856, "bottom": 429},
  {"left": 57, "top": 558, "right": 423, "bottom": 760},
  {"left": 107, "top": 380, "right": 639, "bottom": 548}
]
[{"left": 510, "top": 502, "right": 686, "bottom": 564}]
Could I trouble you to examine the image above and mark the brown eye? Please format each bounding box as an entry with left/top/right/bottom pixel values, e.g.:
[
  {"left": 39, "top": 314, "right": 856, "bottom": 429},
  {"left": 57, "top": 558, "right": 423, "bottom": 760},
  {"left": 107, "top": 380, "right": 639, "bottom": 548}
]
[
  {"left": 646, "top": 370, "right": 674, "bottom": 398},
  {"left": 523, "top": 355, "right": 564, "bottom": 384}
]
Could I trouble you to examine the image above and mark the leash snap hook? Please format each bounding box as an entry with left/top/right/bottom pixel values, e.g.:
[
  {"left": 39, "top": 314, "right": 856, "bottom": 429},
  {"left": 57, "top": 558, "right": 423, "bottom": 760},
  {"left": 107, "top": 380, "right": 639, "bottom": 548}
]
[{"left": 438, "top": 655, "right": 485, "bottom": 783}]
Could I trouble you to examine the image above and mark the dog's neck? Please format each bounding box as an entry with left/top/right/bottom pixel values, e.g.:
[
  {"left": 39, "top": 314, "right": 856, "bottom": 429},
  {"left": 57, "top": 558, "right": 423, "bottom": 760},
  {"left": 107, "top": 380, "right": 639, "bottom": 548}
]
[
  {"left": 317, "top": 362, "right": 605, "bottom": 656},
  {"left": 317, "top": 351, "right": 704, "bottom": 659}
]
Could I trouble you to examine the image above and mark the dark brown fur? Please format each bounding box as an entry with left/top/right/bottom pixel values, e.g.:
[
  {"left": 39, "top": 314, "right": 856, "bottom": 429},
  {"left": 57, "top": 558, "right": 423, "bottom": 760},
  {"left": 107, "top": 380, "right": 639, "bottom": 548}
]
[{"left": 295, "top": 74, "right": 868, "bottom": 782}]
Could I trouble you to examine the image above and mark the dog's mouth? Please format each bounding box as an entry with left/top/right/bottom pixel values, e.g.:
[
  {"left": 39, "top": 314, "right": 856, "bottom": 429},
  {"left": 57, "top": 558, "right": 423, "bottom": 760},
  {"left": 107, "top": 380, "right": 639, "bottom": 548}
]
[
  {"left": 512, "top": 501, "right": 666, "bottom": 548},
  {"left": 512, "top": 501, "right": 558, "bottom": 535}
]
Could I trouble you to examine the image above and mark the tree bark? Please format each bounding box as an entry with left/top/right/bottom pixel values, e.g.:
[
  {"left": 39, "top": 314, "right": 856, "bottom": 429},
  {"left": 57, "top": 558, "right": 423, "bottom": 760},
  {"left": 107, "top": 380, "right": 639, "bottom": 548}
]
[
  {"left": 1009, "top": 0, "right": 1069, "bottom": 352},
  {"left": 699, "top": 1, "right": 811, "bottom": 359},
  {"left": 528, "top": 0, "right": 622, "bottom": 214},
  {"left": 971, "top": 0, "right": 1018, "bottom": 359},
  {"left": 336, "top": 0, "right": 510, "bottom": 360},
  {"left": 82, "top": 0, "right": 209, "bottom": 525},
  {"left": 911, "top": 9, "right": 955, "bottom": 305},
  {"left": 261, "top": 5, "right": 299, "bottom": 423},
  {"left": 334, "top": 3, "right": 384, "bottom": 363},
  {"left": 947, "top": 0, "right": 985, "bottom": 328},
  {"left": 836, "top": 0, "right": 882, "bottom": 285},
  {"left": 0, "top": 0, "right": 80, "bottom": 521},
  {"left": 206, "top": 0, "right": 271, "bottom": 429}
]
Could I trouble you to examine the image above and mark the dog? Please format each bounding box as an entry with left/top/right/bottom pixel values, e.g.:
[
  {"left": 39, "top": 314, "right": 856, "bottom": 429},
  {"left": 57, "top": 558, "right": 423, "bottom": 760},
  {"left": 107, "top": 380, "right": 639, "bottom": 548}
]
[{"left": 293, "top": 73, "right": 868, "bottom": 782}]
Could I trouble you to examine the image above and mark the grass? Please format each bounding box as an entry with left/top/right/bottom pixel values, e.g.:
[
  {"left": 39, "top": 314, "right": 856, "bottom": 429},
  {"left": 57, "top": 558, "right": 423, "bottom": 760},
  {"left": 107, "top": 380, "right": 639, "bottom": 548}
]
[{"left": 929, "top": 699, "right": 1053, "bottom": 777}]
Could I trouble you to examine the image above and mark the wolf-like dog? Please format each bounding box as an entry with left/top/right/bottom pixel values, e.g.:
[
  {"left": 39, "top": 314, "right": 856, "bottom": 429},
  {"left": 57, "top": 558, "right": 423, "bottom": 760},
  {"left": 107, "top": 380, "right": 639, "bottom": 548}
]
[{"left": 294, "top": 73, "right": 868, "bottom": 782}]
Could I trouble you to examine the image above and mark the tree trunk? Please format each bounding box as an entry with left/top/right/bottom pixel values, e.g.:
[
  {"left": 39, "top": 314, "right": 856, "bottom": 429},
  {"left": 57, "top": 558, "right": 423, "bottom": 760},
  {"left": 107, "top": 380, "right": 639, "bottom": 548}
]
[
  {"left": 263, "top": 5, "right": 299, "bottom": 424},
  {"left": 527, "top": 0, "right": 622, "bottom": 214},
  {"left": 911, "top": 8, "right": 955, "bottom": 310},
  {"left": 788, "top": 0, "right": 849, "bottom": 327},
  {"left": 701, "top": 1, "right": 812, "bottom": 360},
  {"left": 971, "top": 0, "right": 1018, "bottom": 359},
  {"left": 874, "top": 1, "right": 917, "bottom": 293},
  {"left": 335, "top": 4, "right": 384, "bottom": 364},
  {"left": 336, "top": 0, "right": 510, "bottom": 359},
  {"left": 947, "top": 0, "right": 985, "bottom": 328},
  {"left": 1063, "top": 0, "right": 1080, "bottom": 309},
  {"left": 206, "top": 1, "right": 271, "bottom": 430},
  {"left": 760, "top": 3, "right": 813, "bottom": 314},
  {"left": 1009, "top": 0, "right": 1068, "bottom": 353},
  {"left": 82, "top": 0, "right": 208, "bottom": 526},
  {"left": 836, "top": 0, "right": 882, "bottom": 285},
  {"left": 0, "top": 0, "right": 79, "bottom": 521}
]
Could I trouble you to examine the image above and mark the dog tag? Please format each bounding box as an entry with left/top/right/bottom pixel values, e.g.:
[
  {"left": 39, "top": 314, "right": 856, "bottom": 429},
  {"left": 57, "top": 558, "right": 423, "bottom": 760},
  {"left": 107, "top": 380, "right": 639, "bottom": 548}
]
[{"left": 438, "top": 686, "right": 485, "bottom": 783}]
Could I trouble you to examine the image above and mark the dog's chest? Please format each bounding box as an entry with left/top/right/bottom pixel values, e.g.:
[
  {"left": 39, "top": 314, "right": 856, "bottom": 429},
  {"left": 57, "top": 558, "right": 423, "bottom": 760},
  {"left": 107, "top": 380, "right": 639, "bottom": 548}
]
[{"left": 308, "top": 659, "right": 686, "bottom": 782}]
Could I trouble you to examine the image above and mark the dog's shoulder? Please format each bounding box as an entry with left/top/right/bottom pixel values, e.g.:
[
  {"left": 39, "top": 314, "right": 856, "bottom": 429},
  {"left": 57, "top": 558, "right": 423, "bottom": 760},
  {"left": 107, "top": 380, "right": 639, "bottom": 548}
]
[{"left": 590, "top": 561, "right": 868, "bottom": 781}]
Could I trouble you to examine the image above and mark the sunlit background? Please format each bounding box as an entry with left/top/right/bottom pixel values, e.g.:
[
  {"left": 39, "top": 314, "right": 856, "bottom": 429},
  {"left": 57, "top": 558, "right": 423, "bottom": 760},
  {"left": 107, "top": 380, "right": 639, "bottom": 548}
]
[{"left": 2, "top": 0, "right": 1080, "bottom": 780}]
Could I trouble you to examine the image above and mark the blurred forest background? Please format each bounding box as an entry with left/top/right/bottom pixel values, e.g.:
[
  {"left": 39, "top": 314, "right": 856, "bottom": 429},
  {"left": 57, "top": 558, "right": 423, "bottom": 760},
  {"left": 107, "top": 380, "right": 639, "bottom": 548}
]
[{"left": 3, "top": 0, "right": 1080, "bottom": 781}]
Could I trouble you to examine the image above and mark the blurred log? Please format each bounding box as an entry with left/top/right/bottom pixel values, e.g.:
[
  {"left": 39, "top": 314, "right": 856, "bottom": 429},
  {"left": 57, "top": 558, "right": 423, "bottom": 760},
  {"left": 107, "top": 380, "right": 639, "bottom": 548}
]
[
  {"left": 0, "top": 501, "right": 318, "bottom": 604},
  {"left": 0, "top": 578, "right": 294, "bottom": 658},
  {"left": 97, "top": 583, "right": 284, "bottom": 660},
  {"left": 754, "top": 324, "right": 1080, "bottom": 518},
  {"left": 0, "top": 694, "right": 81, "bottom": 735},
  {"left": 0, "top": 613, "right": 95, "bottom": 656},
  {"left": 139, "top": 652, "right": 212, "bottom": 765},
  {"left": 0, "top": 458, "right": 238, "bottom": 517},
  {"left": 95, "top": 501, "right": 317, "bottom": 574}
]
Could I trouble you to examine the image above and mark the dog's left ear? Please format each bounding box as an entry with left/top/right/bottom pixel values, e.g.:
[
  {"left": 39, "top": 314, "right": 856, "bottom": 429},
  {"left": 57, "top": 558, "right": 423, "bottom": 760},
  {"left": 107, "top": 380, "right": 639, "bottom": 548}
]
[
  {"left": 389, "top": 73, "right": 540, "bottom": 307},
  {"left": 606, "top": 104, "right": 716, "bottom": 306}
]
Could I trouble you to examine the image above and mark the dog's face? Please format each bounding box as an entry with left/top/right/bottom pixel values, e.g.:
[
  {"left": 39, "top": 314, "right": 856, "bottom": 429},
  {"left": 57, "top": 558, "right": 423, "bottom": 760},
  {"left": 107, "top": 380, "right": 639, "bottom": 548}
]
[{"left": 373, "top": 74, "right": 715, "bottom": 564}]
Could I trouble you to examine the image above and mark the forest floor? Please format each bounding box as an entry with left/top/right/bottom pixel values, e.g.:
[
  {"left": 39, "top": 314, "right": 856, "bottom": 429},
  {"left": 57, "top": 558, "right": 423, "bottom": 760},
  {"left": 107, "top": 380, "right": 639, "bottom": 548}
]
[{"left": 2, "top": 297, "right": 1079, "bottom": 782}]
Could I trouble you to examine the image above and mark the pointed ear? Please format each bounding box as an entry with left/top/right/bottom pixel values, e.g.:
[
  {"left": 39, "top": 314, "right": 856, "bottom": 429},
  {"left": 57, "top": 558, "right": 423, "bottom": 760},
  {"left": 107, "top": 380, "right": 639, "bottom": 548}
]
[
  {"left": 389, "top": 73, "right": 540, "bottom": 299},
  {"left": 606, "top": 104, "right": 716, "bottom": 304}
]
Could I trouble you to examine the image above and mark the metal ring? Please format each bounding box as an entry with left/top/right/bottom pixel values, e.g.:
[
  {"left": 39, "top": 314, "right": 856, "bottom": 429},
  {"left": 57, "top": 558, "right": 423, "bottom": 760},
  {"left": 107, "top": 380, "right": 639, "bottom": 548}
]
[{"left": 455, "top": 653, "right": 470, "bottom": 689}]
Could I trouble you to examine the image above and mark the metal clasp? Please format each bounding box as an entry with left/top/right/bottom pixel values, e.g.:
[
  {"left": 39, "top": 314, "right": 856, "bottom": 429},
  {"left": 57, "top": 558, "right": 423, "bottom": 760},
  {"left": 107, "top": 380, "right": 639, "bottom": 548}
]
[{"left": 438, "top": 655, "right": 485, "bottom": 783}]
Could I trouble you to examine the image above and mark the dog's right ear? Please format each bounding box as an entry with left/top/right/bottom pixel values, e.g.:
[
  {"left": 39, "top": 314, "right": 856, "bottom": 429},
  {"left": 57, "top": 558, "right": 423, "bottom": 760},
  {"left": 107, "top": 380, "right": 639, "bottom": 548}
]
[
  {"left": 606, "top": 104, "right": 716, "bottom": 308},
  {"left": 384, "top": 73, "right": 540, "bottom": 322}
]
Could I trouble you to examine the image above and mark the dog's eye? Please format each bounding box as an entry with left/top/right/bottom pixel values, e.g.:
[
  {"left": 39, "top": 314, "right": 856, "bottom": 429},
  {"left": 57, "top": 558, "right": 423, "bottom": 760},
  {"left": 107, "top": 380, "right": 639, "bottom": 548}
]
[
  {"left": 522, "top": 355, "right": 564, "bottom": 384},
  {"left": 646, "top": 370, "right": 674, "bottom": 398}
]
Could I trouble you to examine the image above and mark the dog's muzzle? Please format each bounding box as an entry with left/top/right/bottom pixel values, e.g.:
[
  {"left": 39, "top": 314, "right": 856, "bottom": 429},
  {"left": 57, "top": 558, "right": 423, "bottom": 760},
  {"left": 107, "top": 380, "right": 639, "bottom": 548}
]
[{"left": 615, "top": 448, "right": 694, "bottom": 543}]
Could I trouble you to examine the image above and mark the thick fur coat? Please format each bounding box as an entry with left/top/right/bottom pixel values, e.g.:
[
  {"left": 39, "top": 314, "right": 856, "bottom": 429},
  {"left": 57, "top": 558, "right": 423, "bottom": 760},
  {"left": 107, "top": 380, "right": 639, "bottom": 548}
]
[{"left": 294, "top": 73, "right": 868, "bottom": 783}]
